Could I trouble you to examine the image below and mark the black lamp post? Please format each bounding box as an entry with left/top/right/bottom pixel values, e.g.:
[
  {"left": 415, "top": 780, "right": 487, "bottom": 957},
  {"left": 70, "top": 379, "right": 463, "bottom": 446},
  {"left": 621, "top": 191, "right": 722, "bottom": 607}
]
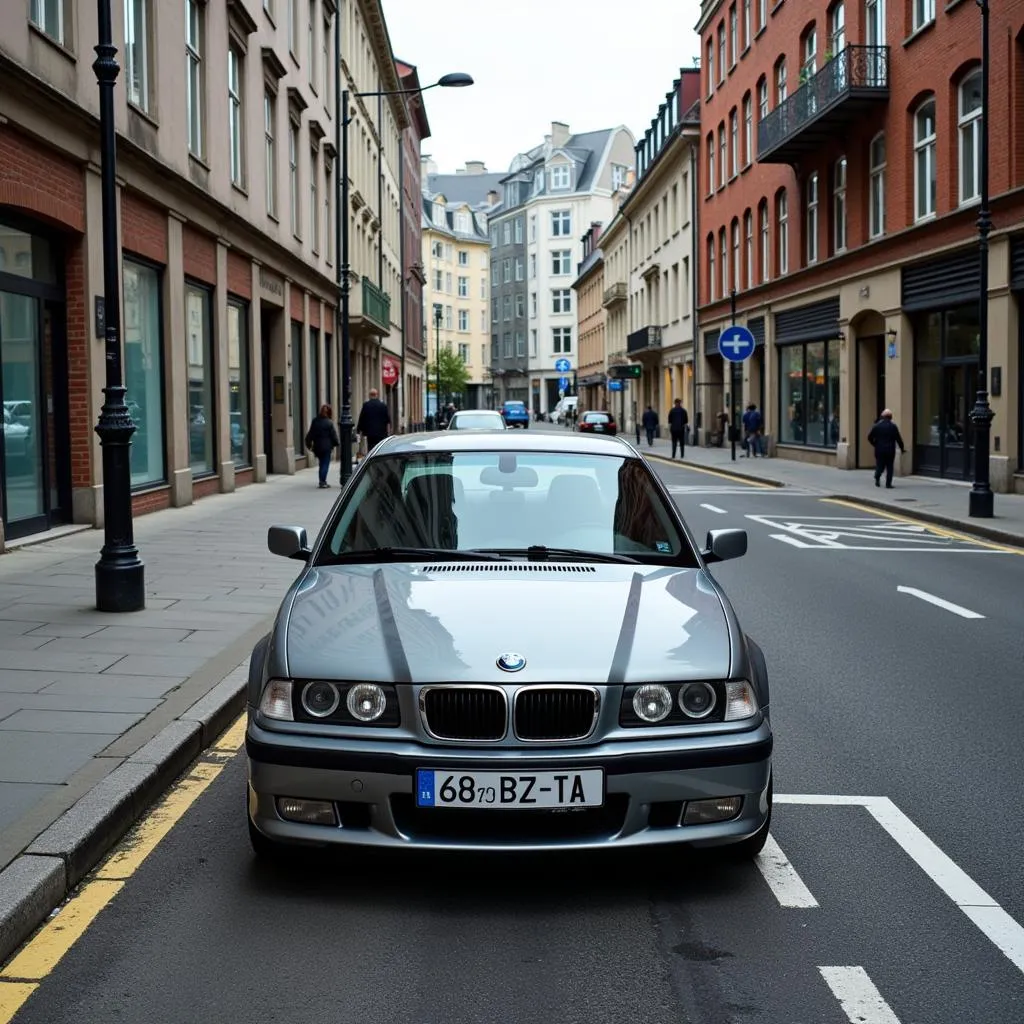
[
  {"left": 434, "top": 303, "right": 443, "bottom": 423},
  {"left": 93, "top": 0, "right": 144, "bottom": 612},
  {"left": 334, "top": 60, "right": 473, "bottom": 482},
  {"left": 969, "top": 0, "right": 995, "bottom": 518}
]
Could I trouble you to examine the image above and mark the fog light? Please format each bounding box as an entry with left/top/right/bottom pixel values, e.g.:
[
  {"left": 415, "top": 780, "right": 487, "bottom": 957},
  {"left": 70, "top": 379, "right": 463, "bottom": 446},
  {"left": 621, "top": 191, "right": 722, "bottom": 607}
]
[
  {"left": 683, "top": 796, "right": 743, "bottom": 825},
  {"left": 275, "top": 797, "right": 338, "bottom": 826},
  {"left": 346, "top": 683, "right": 386, "bottom": 722},
  {"left": 259, "top": 679, "right": 294, "bottom": 721},
  {"left": 302, "top": 680, "right": 340, "bottom": 718}
]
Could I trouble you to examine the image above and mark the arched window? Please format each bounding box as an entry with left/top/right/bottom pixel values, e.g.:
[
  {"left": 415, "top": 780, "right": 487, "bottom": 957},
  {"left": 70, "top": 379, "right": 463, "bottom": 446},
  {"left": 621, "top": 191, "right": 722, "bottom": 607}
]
[
  {"left": 914, "top": 97, "right": 937, "bottom": 220},
  {"left": 742, "top": 92, "right": 753, "bottom": 165},
  {"left": 806, "top": 173, "right": 819, "bottom": 264},
  {"left": 776, "top": 59, "right": 788, "bottom": 103},
  {"left": 759, "top": 200, "right": 770, "bottom": 282},
  {"left": 707, "top": 132, "right": 716, "bottom": 192},
  {"left": 730, "top": 109, "right": 739, "bottom": 177},
  {"left": 833, "top": 157, "right": 847, "bottom": 252},
  {"left": 776, "top": 190, "right": 789, "bottom": 275},
  {"left": 719, "top": 122, "right": 728, "bottom": 185},
  {"left": 744, "top": 210, "right": 754, "bottom": 289},
  {"left": 731, "top": 218, "right": 740, "bottom": 291},
  {"left": 720, "top": 227, "right": 728, "bottom": 297},
  {"left": 869, "top": 133, "right": 886, "bottom": 237},
  {"left": 758, "top": 76, "right": 768, "bottom": 119},
  {"left": 829, "top": 2, "right": 845, "bottom": 55},
  {"left": 958, "top": 70, "right": 982, "bottom": 205}
]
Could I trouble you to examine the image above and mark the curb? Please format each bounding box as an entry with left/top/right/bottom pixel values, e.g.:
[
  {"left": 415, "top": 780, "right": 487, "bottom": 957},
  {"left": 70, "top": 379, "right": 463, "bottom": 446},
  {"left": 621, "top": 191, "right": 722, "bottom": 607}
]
[
  {"left": 0, "top": 658, "right": 252, "bottom": 966},
  {"left": 644, "top": 451, "right": 787, "bottom": 488}
]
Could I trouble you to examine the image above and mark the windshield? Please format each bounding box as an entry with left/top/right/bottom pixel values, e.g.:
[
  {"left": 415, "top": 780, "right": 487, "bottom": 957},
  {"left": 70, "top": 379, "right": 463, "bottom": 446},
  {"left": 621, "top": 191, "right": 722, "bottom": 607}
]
[
  {"left": 320, "top": 451, "right": 696, "bottom": 565},
  {"left": 449, "top": 412, "right": 505, "bottom": 430}
]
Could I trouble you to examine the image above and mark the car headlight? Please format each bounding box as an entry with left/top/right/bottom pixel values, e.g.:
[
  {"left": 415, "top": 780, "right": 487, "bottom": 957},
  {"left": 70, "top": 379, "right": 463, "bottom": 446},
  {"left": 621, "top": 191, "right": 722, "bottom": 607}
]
[
  {"left": 258, "top": 679, "right": 400, "bottom": 726},
  {"left": 346, "top": 682, "right": 387, "bottom": 722},
  {"left": 620, "top": 680, "right": 759, "bottom": 727},
  {"left": 302, "top": 681, "right": 341, "bottom": 718}
]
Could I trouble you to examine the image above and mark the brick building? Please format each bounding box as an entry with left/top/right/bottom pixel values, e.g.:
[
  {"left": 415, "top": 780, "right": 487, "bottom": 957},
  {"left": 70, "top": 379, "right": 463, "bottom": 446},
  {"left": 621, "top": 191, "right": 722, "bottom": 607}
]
[{"left": 696, "top": 0, "right": 1024, "bottom": 492}]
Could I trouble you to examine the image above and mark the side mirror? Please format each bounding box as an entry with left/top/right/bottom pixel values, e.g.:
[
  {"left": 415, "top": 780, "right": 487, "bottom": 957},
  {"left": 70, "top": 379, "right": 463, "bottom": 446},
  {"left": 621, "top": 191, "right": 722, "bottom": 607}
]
[
  {"left": 702, "top": 528, "right": 747, "bottom": 564},
  {"left": 268, "top": 525, "right": 311, "bottom": 561}
]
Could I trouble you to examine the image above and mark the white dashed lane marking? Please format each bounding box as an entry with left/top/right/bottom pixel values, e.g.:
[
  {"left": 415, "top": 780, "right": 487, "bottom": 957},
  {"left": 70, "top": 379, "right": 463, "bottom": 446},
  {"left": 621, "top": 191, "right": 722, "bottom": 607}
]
[
  {"left": 754, "top": 833, "right": 820, "bottom": 908},
  {"left": 819, "top": 966, "right": 903, "bottom": 1024},
  {"left": 896, "top": 585, "right": 985, "bottom": 619},
  {"left": 698, "top": 503, "right": 728, "bottom": 514}
]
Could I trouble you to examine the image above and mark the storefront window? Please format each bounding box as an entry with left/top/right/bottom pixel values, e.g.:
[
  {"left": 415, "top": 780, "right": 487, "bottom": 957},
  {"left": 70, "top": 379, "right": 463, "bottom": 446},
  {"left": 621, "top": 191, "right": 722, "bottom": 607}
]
[
  {"left": 944, "top": 304, "right": 980, "bottom": 358},
  {"left": 227, "top": 301, "right": 250, "bottom": 468},
  {"left": 307, "top": 326, "right": 320, "bottom": 426},
  {"left": 291, "top": 320, "right": 304, "bottom": 453},
  {"left": 186, "top": 283, "right": 215, "bottom": 475},
  {"left": 777, "top": 339, "right": 840, "bottom": 448},
  {"left": 123, "top": 260, "right": 165, "bottom": 486}
]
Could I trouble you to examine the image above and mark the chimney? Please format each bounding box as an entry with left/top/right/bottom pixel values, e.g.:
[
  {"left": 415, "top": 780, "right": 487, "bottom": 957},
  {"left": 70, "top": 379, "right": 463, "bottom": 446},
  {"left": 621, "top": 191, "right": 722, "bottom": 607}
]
[
  {"left": 486, "top": 190, "right": 500, "bottom": 206},
  {"left": 551, "top": 122, "right": 570, "bottom": 148},
  {"left": 464, "top": 160, "right": 486, "bottom": 174},
  {"left": 420, "top": 154, "right": 438, "bottom": 176}
]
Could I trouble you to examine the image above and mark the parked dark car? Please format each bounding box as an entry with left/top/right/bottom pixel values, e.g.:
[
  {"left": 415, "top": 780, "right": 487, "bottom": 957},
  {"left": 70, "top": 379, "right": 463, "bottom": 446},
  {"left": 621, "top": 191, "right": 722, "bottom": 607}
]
[{"left": 577, "top": 410, "right": 617, "bottom": 436}]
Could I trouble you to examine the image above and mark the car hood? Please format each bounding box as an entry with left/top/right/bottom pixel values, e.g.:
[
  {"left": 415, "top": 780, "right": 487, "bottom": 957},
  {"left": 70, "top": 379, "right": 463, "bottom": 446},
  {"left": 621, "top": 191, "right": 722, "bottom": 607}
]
[{"left": 283, "top": 562, "right": 732, "bottom": 684}]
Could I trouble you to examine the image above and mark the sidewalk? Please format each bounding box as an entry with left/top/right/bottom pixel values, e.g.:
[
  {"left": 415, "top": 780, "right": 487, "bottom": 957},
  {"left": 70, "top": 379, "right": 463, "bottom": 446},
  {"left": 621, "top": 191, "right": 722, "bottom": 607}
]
[
  {"left": 635, "top": 432, "right": 1024, "bottom": 546},
  {"left": 0, "top": 469, "right": 334, "bottom": 960}
]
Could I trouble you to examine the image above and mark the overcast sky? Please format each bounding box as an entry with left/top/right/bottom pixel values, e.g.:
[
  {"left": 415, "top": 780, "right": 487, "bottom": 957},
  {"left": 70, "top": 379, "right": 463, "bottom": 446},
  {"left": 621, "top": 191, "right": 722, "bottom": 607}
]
[{"left": 380, "top": 0, "right": 704, "bottom": 175}]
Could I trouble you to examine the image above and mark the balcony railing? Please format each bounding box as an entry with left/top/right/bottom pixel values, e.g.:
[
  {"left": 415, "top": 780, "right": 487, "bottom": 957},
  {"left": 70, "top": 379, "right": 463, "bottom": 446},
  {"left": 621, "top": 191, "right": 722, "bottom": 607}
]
[
  {"left": 602, "top": 281, "right": 627, "bottom": 308},
  {"left": 360, "top": 276, "right": 391, "bottom": 335},
  {"left": 627, "top": 325, "right": 662, "bottom": 354},
  {"left": 757, "top": 45, "right": 890, "bottom": 164}
]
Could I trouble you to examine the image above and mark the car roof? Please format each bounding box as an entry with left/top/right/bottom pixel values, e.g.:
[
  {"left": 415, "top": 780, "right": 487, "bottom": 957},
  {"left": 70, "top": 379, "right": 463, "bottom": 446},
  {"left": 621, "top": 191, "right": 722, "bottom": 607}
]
[{"left": 370, "top": 430, "right": 639, "bottom": 458}]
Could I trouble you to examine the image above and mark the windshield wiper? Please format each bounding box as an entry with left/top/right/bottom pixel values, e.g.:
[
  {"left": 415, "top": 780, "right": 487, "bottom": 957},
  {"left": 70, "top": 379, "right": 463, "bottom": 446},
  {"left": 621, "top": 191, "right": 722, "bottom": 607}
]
[
  {"left": 323, "top": 546, "right": 509, "bottom": 563},
  {"left": 476, "top": 546, "right": 640, "bottom": 565}
]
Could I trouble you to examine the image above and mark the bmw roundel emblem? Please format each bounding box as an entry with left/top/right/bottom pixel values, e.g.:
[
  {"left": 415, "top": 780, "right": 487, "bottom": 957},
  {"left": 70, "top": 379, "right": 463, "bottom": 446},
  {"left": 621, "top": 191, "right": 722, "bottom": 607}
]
[{"left": 497, "top": 652, "right": 526, "bottom": 673}]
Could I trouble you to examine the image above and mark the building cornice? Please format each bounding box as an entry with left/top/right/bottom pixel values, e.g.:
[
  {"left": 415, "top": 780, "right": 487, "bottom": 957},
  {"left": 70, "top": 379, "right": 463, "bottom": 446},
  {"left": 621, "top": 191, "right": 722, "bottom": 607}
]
[
  {"left": 359, "top": 0, "right": 410, "bottom": 132},
  {"left": 623, "top": 127, "right": 700, "bottom": 217},
  {"left": 696, "top": 0, "right": 726, "bottom": 34}
]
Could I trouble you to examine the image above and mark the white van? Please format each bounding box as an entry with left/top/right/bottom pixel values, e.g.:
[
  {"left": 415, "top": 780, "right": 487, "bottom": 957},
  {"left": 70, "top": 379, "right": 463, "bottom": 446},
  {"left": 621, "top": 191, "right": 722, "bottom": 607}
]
[{"left": 551, "top": 396, "right": 578, "bottom": 425}]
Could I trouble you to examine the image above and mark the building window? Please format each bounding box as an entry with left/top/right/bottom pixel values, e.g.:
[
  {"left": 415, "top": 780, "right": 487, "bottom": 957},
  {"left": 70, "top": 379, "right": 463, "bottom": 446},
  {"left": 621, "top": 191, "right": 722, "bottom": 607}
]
[
  {"left": 775, "top": 59, "right": 787, "bottom": 104},
  {"left": 324, "top": 160, "right": 332, "bottom": 262},
  {"left": 958, "top": 70, "right": 982, "bottom": 205},
  {"left": 491, "top": 298, "right": 498, "bottom": 323},
  {"left": 445, "top": 306, "right": 453, "bottom": 330},
  {"left": 707, "top": 133, "right": 716, "bottom": 192},
  {"left": 186, "top": 283, "right": 215, "bottom": 475},
  {"left": 759, "top": 201, "right": 769, "bottom": 282},
  {"left": 502, "top": 221, "right": 511, "bottom": 245},
  {"left": 445, "top": 271, "right": 453, "bottom": 293},
  {"left": 550, "top": 164, "right": 571, "bottom": 190},
  {"left": 779, "top": 340, "right": 840, "bottom": 447},
  {"left": 264, "top": 91, "right": 277, "bottom": 216},
  {"left": 123, "top": 260, "right": 165, "bottom": 487},
  {"left": 717, "top": 23, "right": 726, "bottom": 80},
  {"left": 530, "top": 292, "right": 537, "bottom": 318},
  {"left": 744, "top": 210, "right": 753, "bottom": 289},
  {"left": 310, "top": 148, "right": 319, "bottom": 252},
  {"left": 553, "top": 327, "right": 572, "bottom": 354},
  {"left": 743, "top": 0, "right": 751, "bottom": 46},
  {"left": 307, "top": 0, "right": 316, "bottom": 86},
  {"left": 831, "top": 2, "right": 846, "bottom": 53},
  {"left": 552, "top": 289, "right": 572, "bottom": 314},
  {"left": 758, "top": 0, "right": 767, "bottom": 29},
  {"left": 806, "top": 173, "right": 819, "bottom": 265},
  {"left": 458, "top": 309, "right": 469, "bottom": 331},
  {"left": 743, "top": 94, "right": 752, "bottom": 165},
  {"left": 719, "top": 121, "right": 728, "bottom": 184},
  {"left": 502, "top": 295, "right": 511, "bottom": 321},
  {"left": 514, "top": 218, "right": 524, "bottom": 243},
  {"left": 914, "top": 97, "right": 937, "bottom": 221},
  {"left": 186, "top": 0, "right": 204, "bottom": 158},
  {"left": 731, "top": 220, "right": 740, "bottom": 292},
  {"left": 833, "top": 157, "right": 847, "bottom": 252},
  {"left": 730, "top": 110, "right": 739, "bottom": 177},
  {"left": 458, "top": 276, "right": 468, "bottom": 297},
  {"left": 529, "top": 253, "right": 537, "bottom": 278},
  {"left": 125, "top": 0, "right": 150, "bottom": 111},
  {"left": 869, "top": 133, "right": 886, "bottom": 238},
  {"left": 30, "top": 0, "right": 64, "bottom": 44},
  {"left": 551, "top": 210, "right": 571, "bottom": 236},
  {"left": 322, "top": 14, "right": 330, "bottom": 104},
  {"left": 457, "top": 342, "right": 469, "bottom": 363},
  {"left": 502, "top": 332, "right": 512, "bottom": 358},
  {"left": 706, "top": 39, "right": 714, "bottom": 95},
  {"left": 289, "top": 120, "right": 300, "bottom": 235},
  {"left": 515, "top": 257, "right": 524, "bottom": 280},
  {"left": 729, "top": 4, "right": 738, "bottom": 65},
  {"left": 777, "top": 190, "right": 788, "bottom": 275},
  {"left": 708, "top": 234, "right": 716, "bottom": 300},
  {"left": 227, "top": 301, "right": 251, "bottom": 468},
  {"left": 758, "top": 78, "right": 768, "bottom": 119},
  {"left": 515, "top": 294, "right": 525, "bottom": 318},
  {"left": 802, "top": 27, "right": 817, "bottom": 78},
  {"left": 290, "top": 320, "right": 303, "bottom": 452},
  {"left": 612, "top": 164, "right": 628, "bottom": 190},
  {"left": 720, "top": 228, "right": 728, "bottom": 297},
  {"left": 913, "top": 0, "right": 935, "bottom": 31},
  {"left": 552, "top": 250, "right": 572, "bottom": 275},
  {"left": 435, "top": 269, "right": 444, "bottom": 291},
  {"left": 228, "top": 46, "right": 244, "bottom": 187},
  {"left": 287, "top": 0, "right": 297, "bottom": 53},
  {"left": 503, "top": 258, "right": 511, "bottom": 283},
  {"left": 458, "top": 250, "right": 468, "bottom": 266}
]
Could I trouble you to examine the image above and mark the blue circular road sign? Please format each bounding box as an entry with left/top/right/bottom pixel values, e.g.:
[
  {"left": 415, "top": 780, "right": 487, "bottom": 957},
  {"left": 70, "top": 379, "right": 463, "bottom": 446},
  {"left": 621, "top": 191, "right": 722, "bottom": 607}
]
[
  {"left": 554, "top": 358, "right": 572, "bottom": 373},
  {"left": 719, "top": 325, "right": 756, "bottom": 363}
]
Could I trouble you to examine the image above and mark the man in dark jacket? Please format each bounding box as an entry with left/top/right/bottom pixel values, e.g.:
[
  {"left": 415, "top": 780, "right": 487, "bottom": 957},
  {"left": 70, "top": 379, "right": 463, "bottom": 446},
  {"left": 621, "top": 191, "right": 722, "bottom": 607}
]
[
  {"left": 356, "top": 387, "right": 391, "bottom": 454},
  {"left": 867, "top": 408, "right": 906, "bottom": 488},
  {"left": 742, "top": 403, "right": 764, "bottom": 457},
  {"left": 667, "top": 399, "right": 689, "bottom": 459},
  {"left": 305, "top": 404, "right": 339, "bottom": 488},
  {"left": 641, "top": 405, "right": 659, "bottom": 447}
]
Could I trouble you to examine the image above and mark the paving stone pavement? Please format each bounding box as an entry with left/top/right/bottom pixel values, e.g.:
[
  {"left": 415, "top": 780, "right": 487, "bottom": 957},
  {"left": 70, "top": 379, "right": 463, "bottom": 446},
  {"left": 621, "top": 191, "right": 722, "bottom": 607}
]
[{"left": 0, "top": 469, "right": 336, "bottom": 871}]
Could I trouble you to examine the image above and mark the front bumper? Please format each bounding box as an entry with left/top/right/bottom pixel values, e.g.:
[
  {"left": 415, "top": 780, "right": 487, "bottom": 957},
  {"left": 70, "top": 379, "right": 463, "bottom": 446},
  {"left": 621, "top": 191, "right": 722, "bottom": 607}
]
[{"left": 246, "top": 719, "right": 772, "bottom": 852}]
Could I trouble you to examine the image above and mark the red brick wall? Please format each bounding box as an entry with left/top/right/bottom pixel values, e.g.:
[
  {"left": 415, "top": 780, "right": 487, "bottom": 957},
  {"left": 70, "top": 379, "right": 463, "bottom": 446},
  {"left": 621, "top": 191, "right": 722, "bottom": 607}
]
[
  {"left": 235, "top": 467, "right": 254, "bottom": 488},
  {"left": 65, "top": 238, "right": 91, "bottom": 489},
  {"left": 308, "top": 301, "right": 320, "bottom": 328},
  {"left": 323, "top": 307, "right": 334, "bottom": 336},
  {"left": 122, "top": 192, "right": 167, "bottom": 263},
  {"left": 132, "top": 488, "right": 171, "bottom": 516},
  {"left": 0, "top": 124, "right": 85, "bottom": 232},
  {"left": 290, "top": 285, "right": 305, "bottom": 321},
  {"left": 193, "top": 476, "right": 221, "bottom": 499},
  {"left": 183, "top": 225, "right": 216, "bottom": 284},
  {"left": 227, "top": 250, "right": 252, "bottom": 298},
  {"left": 697, "top": 0, "right": 1024, "bottom": 315}
]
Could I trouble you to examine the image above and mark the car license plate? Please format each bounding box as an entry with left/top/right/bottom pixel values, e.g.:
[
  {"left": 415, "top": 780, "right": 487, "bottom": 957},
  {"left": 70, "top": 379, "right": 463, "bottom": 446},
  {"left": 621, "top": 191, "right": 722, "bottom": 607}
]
[
  {"left": 415, "top": 769, "right": 604, "bottom": 809},
  {"left": 594, "top": 425, "right": 604, "bottom": 431}
]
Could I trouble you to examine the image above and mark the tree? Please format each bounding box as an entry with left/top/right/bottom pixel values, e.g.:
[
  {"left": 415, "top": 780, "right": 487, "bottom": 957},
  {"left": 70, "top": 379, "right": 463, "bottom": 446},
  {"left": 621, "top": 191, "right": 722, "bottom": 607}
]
[{"left": 427, "top": 344, "right": 471, "bottom": 405}]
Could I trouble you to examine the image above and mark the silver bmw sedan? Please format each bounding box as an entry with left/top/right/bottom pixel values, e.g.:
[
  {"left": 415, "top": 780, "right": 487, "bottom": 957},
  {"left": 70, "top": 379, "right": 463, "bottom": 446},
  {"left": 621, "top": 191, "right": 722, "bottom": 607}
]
[{"left": 245, "top": 431, "right": 772, "bottom": 858}]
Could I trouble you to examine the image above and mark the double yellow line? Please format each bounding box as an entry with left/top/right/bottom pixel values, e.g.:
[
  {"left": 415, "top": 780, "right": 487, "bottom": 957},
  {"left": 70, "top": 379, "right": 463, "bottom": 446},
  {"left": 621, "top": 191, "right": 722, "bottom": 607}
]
[{"left": 0, "top": 716, "right": 248, "bottom": 1022}]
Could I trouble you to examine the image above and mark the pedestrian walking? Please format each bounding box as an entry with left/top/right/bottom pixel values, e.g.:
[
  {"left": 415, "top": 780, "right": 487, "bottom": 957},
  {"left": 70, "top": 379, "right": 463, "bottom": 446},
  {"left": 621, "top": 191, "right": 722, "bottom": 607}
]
[
  {"left": 305, "top": 403, "right": 339, "bottom": 488},
  {"left": 641, "top": 405, "right": 659, "bottom": 447},
  {"left": 356, "top": 387, "right": 391, "bottom": 455},
  {"left": 667, "top": 398, "right": 689, "bottom": 459},
  {"left": 742, "top": 403, "right": 764, "bottom": 457},
  {"left": 868, "top": 408, "right": 906, "bottom": 488}
]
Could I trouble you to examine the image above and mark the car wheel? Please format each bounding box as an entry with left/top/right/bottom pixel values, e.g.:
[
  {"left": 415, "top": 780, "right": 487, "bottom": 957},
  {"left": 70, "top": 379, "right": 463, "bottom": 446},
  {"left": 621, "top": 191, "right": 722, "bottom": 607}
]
[{"left": 724, "top": 774, "right": 773, "bottom": 860}]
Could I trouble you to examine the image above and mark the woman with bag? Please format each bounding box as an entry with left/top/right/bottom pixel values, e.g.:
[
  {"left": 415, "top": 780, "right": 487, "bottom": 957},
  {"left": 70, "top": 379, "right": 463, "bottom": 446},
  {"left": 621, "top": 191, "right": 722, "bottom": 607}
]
[{"left": 305, "top": 403, "right": 340, "bottom": 488}]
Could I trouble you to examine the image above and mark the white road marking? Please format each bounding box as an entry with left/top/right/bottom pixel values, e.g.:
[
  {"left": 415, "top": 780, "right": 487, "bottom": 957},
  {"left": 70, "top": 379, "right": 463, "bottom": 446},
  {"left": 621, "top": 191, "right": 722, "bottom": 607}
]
[
  {"left": 819, "top": 966, "right": 903, "bottom": 1024},
  {"left": 699, "top": 503, "right": 728, "bottom": 514},
  {"left": 896, "top": 585, "right": 985, "bottom": 619},
  {"left": 776, "top": 794, "right": 1024, "bottom": 977},
  {"left": 754, "top": 834, "right": 819, "bottom": 908},
  {"left": 667, "top": 485, "right": 814, "bottom": 495},
  {"left": 772, "top": 534, "right": 815, "bottom": 548}
]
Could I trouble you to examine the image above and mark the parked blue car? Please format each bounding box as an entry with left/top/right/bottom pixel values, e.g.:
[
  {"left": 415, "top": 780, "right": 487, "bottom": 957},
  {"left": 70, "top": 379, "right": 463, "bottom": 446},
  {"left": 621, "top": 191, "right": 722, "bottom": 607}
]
[{"left": 501, "top": 400, "right": 530, "bottom": 428}]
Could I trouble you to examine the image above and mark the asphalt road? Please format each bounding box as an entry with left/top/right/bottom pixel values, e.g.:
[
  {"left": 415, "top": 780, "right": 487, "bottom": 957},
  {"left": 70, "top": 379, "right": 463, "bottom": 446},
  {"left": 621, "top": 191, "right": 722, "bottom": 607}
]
[{"left": 3, "top": 457, "right": 1024, "bottom": 1024}]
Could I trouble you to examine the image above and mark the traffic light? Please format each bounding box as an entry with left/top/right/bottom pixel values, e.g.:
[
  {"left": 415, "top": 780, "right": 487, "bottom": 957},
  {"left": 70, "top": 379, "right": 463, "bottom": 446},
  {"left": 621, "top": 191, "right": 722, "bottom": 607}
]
[{"left": 608, "top": 364, "right": 642, "bottom": 380}]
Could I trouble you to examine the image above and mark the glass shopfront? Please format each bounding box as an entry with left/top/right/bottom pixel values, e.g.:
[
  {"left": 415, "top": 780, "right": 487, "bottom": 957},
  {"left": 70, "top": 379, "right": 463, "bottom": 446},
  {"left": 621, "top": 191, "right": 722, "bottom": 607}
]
[
  {"left": 227, "top": 300, "right": 250, "bottom": 468},
  {"left": 123, "top": 260, "right": 166, "bottom": 487},
  {"left": 186, "top": 282, "right": 215, "bottom": 475},
  {"left": 912, "top": 304, "right": 979, "bottom": 479},
  {"left": 777, "top": 338, "right": 841, "bottom": 447}
]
